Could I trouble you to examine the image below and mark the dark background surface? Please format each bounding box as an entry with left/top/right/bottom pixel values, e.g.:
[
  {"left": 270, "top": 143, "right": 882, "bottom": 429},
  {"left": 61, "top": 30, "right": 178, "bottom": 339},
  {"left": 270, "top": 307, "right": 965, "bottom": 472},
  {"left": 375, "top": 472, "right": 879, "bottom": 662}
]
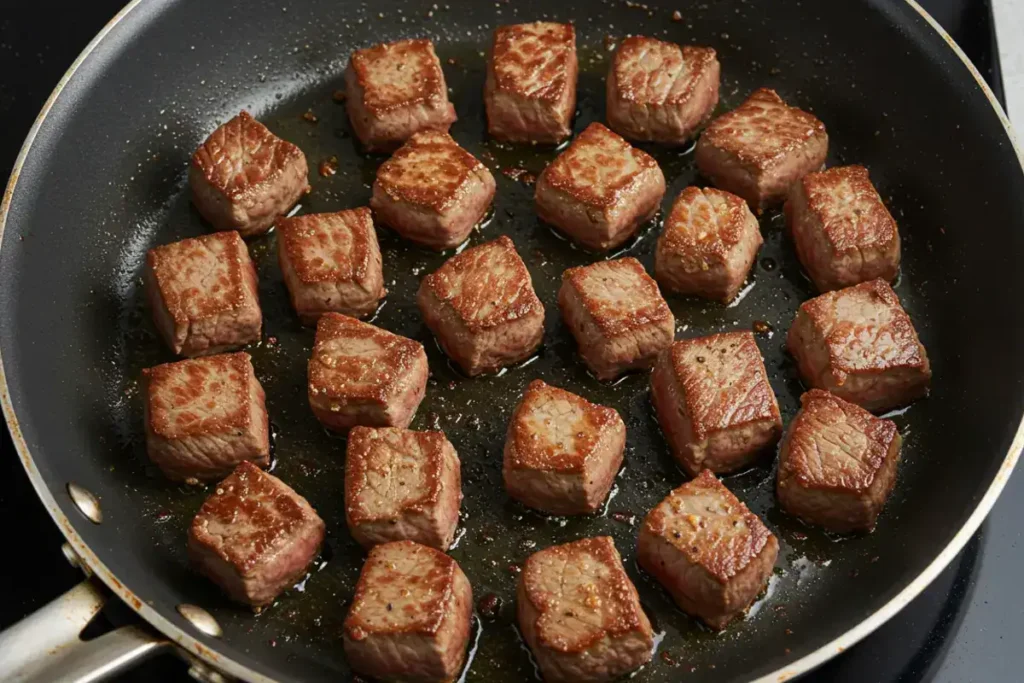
[{"left": 0, "top": 1, "right": 1020, "bottom": 681}]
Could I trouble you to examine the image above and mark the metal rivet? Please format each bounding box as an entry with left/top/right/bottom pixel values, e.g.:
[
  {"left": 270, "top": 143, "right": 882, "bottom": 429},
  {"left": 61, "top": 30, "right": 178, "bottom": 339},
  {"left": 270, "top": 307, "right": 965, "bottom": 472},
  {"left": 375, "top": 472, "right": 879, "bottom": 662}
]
[
  {"left": 60, "top": 542, "right": 93, "bottom": 576},
  {"left": 177, "top": 604, "right": 223, "bottom": 638},
  {"left": 67, "top": 482, "right": 103, "bottom": 524}
]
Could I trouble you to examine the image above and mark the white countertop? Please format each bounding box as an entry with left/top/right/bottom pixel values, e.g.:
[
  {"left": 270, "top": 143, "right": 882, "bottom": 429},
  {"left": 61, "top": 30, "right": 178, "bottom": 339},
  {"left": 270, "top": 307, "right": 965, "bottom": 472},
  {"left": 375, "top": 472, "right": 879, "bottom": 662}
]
[{"left": 993, "top": 0, "right": 1022, "bottom": 125}]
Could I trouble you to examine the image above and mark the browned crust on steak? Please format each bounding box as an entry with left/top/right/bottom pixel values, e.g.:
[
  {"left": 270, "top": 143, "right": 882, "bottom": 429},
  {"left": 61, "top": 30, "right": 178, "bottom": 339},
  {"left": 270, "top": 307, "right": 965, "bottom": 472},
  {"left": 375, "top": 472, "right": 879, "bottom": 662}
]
[
  {"left": 611, "top": 38, "right": 717, "bottom": 106},
  {"left": 276, "top": 207, "right": 378, "bottom": 284},
  {"left": 491, "top": 22, "right": 576, "bottom": 101},
  {"left": 561, "top": 257, "right": 673, "bottom": 338},
  {"left": 348, "top": 39, "right": 449, "bottom": 115}
]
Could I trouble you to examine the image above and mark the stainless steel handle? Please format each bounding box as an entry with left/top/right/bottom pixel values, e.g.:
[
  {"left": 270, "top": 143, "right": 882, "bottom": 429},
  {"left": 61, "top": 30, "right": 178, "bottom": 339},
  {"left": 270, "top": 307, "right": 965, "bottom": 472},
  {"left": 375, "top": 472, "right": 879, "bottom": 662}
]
[{"left": 0, "top": 577, "right": 168, "bottom": 682}]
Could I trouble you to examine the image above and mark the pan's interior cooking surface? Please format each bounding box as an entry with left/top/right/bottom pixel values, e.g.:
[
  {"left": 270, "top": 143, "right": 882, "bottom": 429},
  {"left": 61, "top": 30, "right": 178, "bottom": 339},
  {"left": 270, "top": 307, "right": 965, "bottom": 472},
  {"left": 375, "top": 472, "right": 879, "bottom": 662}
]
[{"left": 4, "top": 0, "right": 1024, "bottom": 681}]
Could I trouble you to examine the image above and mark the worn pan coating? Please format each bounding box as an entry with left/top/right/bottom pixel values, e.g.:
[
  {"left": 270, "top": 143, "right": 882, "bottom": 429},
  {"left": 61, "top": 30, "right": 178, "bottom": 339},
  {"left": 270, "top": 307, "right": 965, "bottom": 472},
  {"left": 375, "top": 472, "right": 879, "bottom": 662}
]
[{"left": 1, "top": 0, "right": 1023, "bottom": 681}]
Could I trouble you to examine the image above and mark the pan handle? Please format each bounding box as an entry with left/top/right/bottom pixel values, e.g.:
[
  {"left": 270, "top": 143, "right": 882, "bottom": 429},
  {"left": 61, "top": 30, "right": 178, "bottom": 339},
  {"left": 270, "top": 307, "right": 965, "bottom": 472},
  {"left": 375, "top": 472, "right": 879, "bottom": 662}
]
[{"left": 0, "top": 577, "right": 168, "bottom": 682}]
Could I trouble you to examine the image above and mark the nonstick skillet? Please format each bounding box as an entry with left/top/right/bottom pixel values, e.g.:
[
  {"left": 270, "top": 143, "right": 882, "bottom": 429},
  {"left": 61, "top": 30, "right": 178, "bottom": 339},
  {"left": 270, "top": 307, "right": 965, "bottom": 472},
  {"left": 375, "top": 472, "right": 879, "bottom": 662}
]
[{"left": 1, "top": 0, "right": 1022, "bottom": 681}]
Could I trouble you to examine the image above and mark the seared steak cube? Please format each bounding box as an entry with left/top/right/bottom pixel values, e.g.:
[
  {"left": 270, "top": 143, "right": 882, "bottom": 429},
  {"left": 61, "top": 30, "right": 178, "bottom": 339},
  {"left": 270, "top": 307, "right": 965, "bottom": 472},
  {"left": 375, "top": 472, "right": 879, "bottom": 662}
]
[
  {"left": 371, "top": 131, "right": 496, "bottom": 250},
  {"left": 417, "top": 236, "right": 544, "bottom": 376},
  {"left": 503, "top": 380, "right": 625, "bottom": 515},
  {"left": 558, "top": 257, "right": 674, "bottom": 380},
  {"left": 188, "top": 461, "right": 325, "bottom": 608},
  {"left": 485, "top": 22, "right": 578, "bottom": 143},
  {"left": 518, "top": 536, "right": 653, "bottom": 682},
  {"left": 345, "top": 426, "right": 462, "bottom": 550},
  {"left": 696, "top": 88, "right": 828, "bottom": 211},
  {"left": 189, "top": 111, "right": 308, "bottom": 237},
  {"left": 535, "top": 122, "right": 666, "bottom": 251},
  {"left": 344, "top": 540, "right": 473, "bottom": 682},
  {"left": 655, "top": 186, "right": 763, "bottom": 303},
  {"left": 787, "top": 279, "right": 931, "bottom": 411},
  {"left": 778, "top": 390, "right": 902, "bottom": 532},
  {"left": 145, "top": 231, "right": 262, "bottom": 357},
  {"left": 785, "top": 165, "right": 901, "bottom": 292},
  {"left": 308, "top": 313, "right": 428, "bottom": 431},
  {"left": 344, "top": 39, "right": 457, "bottom": 152},
  {"left": 143, "top": 352, "right": 269, "bottom": 482},
  {"left": 276, "top": 207, "right": 385, "bottom": 324},
  {"left": 638, "top": 470, "right": 778, "bottom": 629},
  {"left": 606, "top": 37, "right": 719, "bottom": 145},
  {"left": 650, "top": 331, "right": 782, "bottom": 475}
]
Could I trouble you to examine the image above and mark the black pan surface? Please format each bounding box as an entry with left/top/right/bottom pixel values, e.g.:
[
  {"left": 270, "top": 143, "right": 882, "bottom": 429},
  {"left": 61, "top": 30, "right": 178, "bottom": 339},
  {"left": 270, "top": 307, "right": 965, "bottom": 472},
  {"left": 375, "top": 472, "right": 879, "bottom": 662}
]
[{"left": 2, "top": 1, "right": 1023, "bottom": 681}]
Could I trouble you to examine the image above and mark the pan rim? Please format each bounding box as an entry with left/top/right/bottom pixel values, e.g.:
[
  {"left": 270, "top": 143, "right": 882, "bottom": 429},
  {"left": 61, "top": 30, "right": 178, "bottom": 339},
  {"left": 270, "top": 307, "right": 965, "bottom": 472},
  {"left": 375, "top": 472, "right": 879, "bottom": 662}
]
[{"left": 0, "top": 1, "right": 1020, "bottom": 681}]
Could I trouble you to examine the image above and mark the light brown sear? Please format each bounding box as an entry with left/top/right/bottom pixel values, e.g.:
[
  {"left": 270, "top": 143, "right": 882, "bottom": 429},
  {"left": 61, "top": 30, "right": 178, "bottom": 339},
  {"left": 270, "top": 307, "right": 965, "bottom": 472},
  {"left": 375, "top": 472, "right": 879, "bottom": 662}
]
[
  {"left": 786, "top": 165, "right": 901, "bottom": 292},
  {"left": 503, "top": 380, "right": 626, "bottom": 515},
  {"left": 787, "top": 279, "right": 931, "bottom": 412},
  {"left": 485, "top": 22, "right": 578, "bottom": 143},
  {"left": 650, "top": 331, "right": 782, "bottom": 475},
  {"left": 276, "top": 207, "right": 385, "bottom": 324},
  {"left": 638, "top": 470, "right": 779, "bottom": 630},
  {"left": 558, "top": 257, "right": 675, "bottom": 380},
  {"left": 145, "top": 230, "right": 262, "bottom": 358},
  {"left": 345, "top": 426, "right": 463, "bottom": 551},
  {"left": 655, "top": 186, "right": 764, "bottom": 302},
  {"left": 517, "top": 536, "right": 653, "bottom": 682},
  {"left": 777, "top": 390, "right": 902, "bottom": 532},
  {"left": 307, "top": 313, "right": 428, "bottom": 431},
  {"left": 189, "top": 111, "right": 308, "bottom": 237},
  {"left": 371, "top": 130, "right": 496, "bottom": 250},
  {"left": 344, "top": 540, "right": 474, "bottom": 683}
]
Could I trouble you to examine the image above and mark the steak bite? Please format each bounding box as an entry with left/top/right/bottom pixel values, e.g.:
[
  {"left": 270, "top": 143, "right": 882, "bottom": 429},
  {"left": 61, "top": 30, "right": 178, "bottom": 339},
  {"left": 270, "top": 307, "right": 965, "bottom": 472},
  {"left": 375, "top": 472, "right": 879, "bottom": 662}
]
[
  {"left": 606, "top": 37, "right": 719, "bottom": 145},
  {"left": 143, "top": 353, "right": 269, "bottom": 483},
  {"left": 787, "top": 279, "right": 931, "bottom": 412},
  {"left": 655, "top": 186, "right": 763, "bottom": 303},
  {"left": 696, "top": 88, "right": 828, "bottom": 212},
  {"left": 517, "top": 536, "right": 653, "bottom": 682},
  {"left": 344, "top": 39, "right": 457, "bottom": 152},
  {"left": 785, "top": 165, "right": 901, "bottom": 292},
  {"left": 308, "top": 313, "right": 428, "bottom": 431},
  {"left": 535, "top": 122, "right": 666, "bottom": 251},
  {"left": 485, "top": 22, "right": 578, "bottom": 143},
  {"left": 345, "top": 426, "right": 462, "bottom": 550},
  {"left": 188, "top": 461, "right": 325, "bottom": 608},
  {"left": 777, "top": 390, "right": 902, "bottom": 532},
  {"left": 276, "top": 207, "right": 385, "bottom": 324},
  {"left": 638, "top": 470, "right": 778, "bottom": 629},
  {"left": 503, "top": 380, "right": 626, "bottom": 515},
  {"left": 417, "top": 236, "right": 544, "bottom": 376},
  {"left": 558, "top": 257, "right": 674, "bottom": 380},
  {"left": 344, "top": 540, "right": 473, "bottom": 683},
  {"left": 371, "top": 130, "right": 496, "bottom": 250},
  {"left": 189, "top": 111, "right": 308, "bottom": 237},
  {"left": 650, "top": 331, "right": 782, "bottom": 476},
  {"left": 146, "top": 231, "right": 262, "bottom": 357}
]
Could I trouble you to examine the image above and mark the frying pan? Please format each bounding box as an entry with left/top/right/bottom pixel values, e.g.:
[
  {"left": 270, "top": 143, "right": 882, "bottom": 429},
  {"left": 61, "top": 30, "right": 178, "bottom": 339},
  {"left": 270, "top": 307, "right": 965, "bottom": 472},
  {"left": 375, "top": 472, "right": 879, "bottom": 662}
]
[{"left": 1, "top": 0, "right": 1021, "bottom": 681}]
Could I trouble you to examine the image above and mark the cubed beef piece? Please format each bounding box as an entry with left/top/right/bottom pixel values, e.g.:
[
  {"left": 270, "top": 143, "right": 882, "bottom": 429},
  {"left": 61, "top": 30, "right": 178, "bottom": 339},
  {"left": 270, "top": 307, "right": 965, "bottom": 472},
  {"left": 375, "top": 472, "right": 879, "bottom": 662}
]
[
  {"left": 503, "top": 380, "right": 626, "bottom": 515},
  {"left": 606, "top": 38, "right": 719, "bottom": 145},
  {"left": 345, "top": 426, "right": 462, "bottom": 550},
  {"left": 276, "top": 207, "right": 385, "bottom": 324},
  {"left": 371, "top": 130, "right": 496, "bottom": 250},
  {"left": 485, "top": 22, "right": 578, "bottom": 143},
  {"left": 695, "top": 88, "right": 828, "bottom": 212},
  {"left": 777, "top": 390, "right": 902, "bottom": 532},
  {"left": 535, "top": 122, "right": 666, "bottom": 251},
  {"left": 145, "top": 231, "right": 262, "bottom": 357},
  {"left": 655, "top": 186, "right": 763, "bottom": 303},
  {"left": 558, "top": 257, "right": 674, "bottom": 380},
  {"left": 417, "top": 236, "right": 544, "bottom": 376},
  {"left": 638, "top": 470, "right": 778, "bottom": 629},
  {"left": 308, "top": 313, "right": 428, "bottom": 431},
  {"left": 189, "top": 111, "right": 308, "bottom": 237},
  {"left": 188, "top": 461, "right": 325, "bottom": 608},
  {"left": 650, "top": 331, "right": 782, "bottom": 475},
  {"left": 787, "top": 279, "right": 931, "bottom": 411},
  {"left": 344, "top": 540, "right": 473, "bottom": 682},
  {"left": 143, "top": 352, "right": 269, "bottom": 482},
  {"left": 344, "top": 39, "right": 457, "bottom": 152},
  {"left": 785, "top": 165, "right": 901, "bottom": 292},
  {"left": 518, "top": 536, "right": 653, "bottom": 682}
]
